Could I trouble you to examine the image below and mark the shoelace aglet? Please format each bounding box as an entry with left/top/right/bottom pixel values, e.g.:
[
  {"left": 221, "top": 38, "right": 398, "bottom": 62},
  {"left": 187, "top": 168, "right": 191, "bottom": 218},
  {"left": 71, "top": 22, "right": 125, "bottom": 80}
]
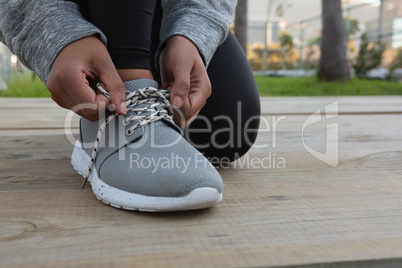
[
  {"left": 81, "top": 178, "right": 88, "bottom": 189},
  {"left": 97, "top": 83, "right": 111, "bottom": 100}
]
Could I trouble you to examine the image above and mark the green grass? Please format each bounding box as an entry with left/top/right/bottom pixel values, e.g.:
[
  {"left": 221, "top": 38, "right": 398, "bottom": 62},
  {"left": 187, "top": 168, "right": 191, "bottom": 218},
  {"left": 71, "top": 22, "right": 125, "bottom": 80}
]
[
  {"left": 255, "top": 76, "right": 402, "bottom": 96},
  {"left": 0, "top": 73, "right": 49, "bottom": 97},
  {"left": 1, "top": 73, "right": 402, "bottom": 97}
]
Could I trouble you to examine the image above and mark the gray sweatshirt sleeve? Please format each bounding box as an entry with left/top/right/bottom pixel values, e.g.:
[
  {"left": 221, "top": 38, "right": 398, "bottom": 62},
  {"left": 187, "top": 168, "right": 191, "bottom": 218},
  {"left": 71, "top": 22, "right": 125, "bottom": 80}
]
[
  {"left": 159, "top": 0, "right": 237, "bottom": 66},
  {"left": 0, "top": 0, "right": 107, "bottom": 84}
]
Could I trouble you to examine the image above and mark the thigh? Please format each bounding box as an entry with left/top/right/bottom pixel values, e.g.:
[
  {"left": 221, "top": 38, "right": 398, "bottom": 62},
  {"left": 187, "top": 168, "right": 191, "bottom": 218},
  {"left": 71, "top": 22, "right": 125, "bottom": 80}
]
[{"left": 185, "top": 33, "right": 261, "bottom": 162}]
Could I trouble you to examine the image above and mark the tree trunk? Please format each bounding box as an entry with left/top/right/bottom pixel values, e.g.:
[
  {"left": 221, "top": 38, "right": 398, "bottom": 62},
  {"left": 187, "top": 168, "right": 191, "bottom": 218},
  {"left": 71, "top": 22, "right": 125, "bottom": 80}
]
[
  {"left": 234, "top": 0, "right": 248, "bottom": 54},
  {"left": 318, "top": 0, "right": 350, "bottom": 81}
]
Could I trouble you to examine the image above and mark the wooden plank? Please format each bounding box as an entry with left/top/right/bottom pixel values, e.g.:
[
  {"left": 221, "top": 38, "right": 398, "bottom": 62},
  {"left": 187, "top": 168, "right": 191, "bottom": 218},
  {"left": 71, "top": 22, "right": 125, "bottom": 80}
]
[
  {"left": 3, "top": 96, "right": 401, "bottom": 113},
  {"left": 0, "top": 109, "right": 78, "bottom": 130},
  {"left": 252, "top": 113, "right": 402, "bottom": 160},
  {"left": 1, "top": 150, "right": 402, "bottom": 267},
  {"left": 0, "top": 129, "right": 79, "bottom": 137},
  {"left": 1, "top": 112, "right": 400, "bottom": 159},
  {"left": 0, "top": 135, "right": 75, "bottom": 161},
  {"left": 1, "top": 96, "right": 402, "bottom": 127},
  {"left": 0, "top": 98, "right": 58, "bottom": 109},
  {"left": 1, "top": 97, "right": 402, "bottom": 267},
  {"left": 260, "top": 96, "right": 402, "bottom": 114}
]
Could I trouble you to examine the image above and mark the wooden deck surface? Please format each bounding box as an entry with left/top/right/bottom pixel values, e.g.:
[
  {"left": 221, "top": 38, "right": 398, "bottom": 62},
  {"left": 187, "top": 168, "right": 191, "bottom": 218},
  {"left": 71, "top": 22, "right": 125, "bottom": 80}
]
[{"left": 1, "top": 96, "right": 402, "bottom": 267}]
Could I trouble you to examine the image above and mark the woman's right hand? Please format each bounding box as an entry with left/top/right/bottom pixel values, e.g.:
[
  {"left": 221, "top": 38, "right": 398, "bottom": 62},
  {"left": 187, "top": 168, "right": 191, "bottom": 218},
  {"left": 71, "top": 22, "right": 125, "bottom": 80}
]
[{"left": 46, "top": 36, "right": 127, "bottom": 121}]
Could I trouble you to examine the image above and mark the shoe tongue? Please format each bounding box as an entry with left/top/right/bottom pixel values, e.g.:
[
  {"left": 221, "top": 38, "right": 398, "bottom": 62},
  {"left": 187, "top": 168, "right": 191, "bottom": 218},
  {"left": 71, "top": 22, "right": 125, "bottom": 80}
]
[
  {"left": 122, "top": 78, "right": 181, "bottom": 135},
  {"left": 124, "top": 79, "right": 159, "bottom": 93}
]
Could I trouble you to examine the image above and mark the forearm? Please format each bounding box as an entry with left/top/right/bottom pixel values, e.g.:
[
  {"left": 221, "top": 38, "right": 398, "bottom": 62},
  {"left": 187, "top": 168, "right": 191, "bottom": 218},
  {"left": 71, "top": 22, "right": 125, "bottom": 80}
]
[
  {"left": 0, "top": 0, "right": 106, "bottom": 83},
  {"left": 158, "top": 0, "right": 237, "bottom": 67}
]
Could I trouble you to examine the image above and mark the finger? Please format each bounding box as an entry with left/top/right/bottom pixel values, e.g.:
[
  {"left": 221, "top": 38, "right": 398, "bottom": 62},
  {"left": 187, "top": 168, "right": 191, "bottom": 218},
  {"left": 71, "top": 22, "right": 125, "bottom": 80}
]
[
  {"left": 184, "top": 61, "right": 211, "bottom": 116},
  {"left": 94, "top": 93, "right": 111, "bottom": 112},
  {"left": 181, "top": 95, "right": 203, "bottom": 127},
  {"left": 95, "top": 61, "right": 126, "bottom": 115},
  {"left": 50, "top": 91, "right": 69, "bottom": 110},
  {"left": 64, "top": 70, "right": 108, "bottom": 121},
  {"left": 181, "top": 86, "right": 208, "bottom": 120},
  {"left": 169, "top": 64, "right": 191, "bottom": 108},
  {"left": 172, "top": 105, "right": 187, "bottom": 129},
  {"left": 173, "top": 98, "right": 203, "bottom": 129},
  {"left": 185, "top": 107, "right": 202, "bottom": 127},
  {"left": 51, "top": 84, "right": 100, "bottom": 121},
  {"left": 159, "top": 50, "right": 172, "bottom": 90},
  {"left": 172, "top": 96, "right": 196, "bottom": 128},
  {"left": 47, "top": 73, "right": 76, "bottom": 110}
]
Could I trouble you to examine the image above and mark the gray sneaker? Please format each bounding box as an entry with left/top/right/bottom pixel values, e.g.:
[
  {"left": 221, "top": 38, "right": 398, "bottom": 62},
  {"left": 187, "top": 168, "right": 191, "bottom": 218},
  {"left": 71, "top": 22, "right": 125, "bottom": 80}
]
[{"left": 71, "top": 79, "right": 223, "bottom": 211}]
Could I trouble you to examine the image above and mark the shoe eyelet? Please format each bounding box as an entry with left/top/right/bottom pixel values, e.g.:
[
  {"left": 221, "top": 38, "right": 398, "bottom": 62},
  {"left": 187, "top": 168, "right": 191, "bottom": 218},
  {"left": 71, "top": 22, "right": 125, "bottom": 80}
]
[{"left": 126, "top": 129, "right": 134, "bottom": 136}]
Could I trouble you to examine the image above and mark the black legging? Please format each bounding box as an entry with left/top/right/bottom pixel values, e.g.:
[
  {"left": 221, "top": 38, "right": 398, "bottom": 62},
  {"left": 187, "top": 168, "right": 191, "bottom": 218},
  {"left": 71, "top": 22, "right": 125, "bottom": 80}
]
[{"left": 71, "top": 0, "right": 261, "bottom": 162}]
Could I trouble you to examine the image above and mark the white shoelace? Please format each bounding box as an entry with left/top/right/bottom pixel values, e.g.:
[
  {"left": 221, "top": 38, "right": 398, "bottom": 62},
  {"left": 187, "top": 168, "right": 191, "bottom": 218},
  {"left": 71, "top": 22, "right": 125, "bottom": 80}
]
[{"left": 81, "top": 83, "right": 173, "bottom": 188}]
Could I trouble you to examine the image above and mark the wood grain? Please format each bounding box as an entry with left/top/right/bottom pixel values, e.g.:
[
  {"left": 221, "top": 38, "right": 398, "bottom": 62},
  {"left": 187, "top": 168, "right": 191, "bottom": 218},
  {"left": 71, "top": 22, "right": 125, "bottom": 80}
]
[{"left": 1, "top": 97, "right": 402, "bottom": 267}]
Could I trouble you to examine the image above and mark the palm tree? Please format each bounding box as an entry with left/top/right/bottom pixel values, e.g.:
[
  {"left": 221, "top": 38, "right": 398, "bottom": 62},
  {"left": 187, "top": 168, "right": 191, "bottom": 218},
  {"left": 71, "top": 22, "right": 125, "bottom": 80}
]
[
  {"left": 318, "top": 0, "right": 350, "bottom": 81},
  {"left": 234, "top": 0, "right": 248, "bottom": 54}
]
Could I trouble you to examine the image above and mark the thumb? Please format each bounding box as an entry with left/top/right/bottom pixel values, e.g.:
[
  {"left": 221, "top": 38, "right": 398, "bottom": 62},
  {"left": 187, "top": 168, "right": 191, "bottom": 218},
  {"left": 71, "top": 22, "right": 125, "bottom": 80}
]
[
  {"left": 97, "top": 64, "right": 127, "bottom": 115},
  {"left": 169, "top": 65, "right": 191, "bottom": 108}
]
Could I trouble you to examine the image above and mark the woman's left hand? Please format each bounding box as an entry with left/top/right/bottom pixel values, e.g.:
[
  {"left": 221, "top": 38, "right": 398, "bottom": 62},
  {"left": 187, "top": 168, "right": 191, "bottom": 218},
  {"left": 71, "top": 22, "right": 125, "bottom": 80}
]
[{"left": 159, "top": 36, "right": 211, "bottom": 128}]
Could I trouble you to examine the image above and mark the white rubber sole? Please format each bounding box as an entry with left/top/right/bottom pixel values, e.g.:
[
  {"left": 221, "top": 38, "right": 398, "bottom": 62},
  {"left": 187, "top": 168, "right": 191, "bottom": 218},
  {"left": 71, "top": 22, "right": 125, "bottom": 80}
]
[{"left": 71, "top": 140, "right": 222, "bottom": 212}]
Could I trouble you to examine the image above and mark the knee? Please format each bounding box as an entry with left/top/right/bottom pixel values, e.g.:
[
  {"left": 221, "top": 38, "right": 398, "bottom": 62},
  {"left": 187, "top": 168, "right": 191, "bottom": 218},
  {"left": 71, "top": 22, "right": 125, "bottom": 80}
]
[{"left": 186, "top": 98, "right": 261, "bottom": 162}]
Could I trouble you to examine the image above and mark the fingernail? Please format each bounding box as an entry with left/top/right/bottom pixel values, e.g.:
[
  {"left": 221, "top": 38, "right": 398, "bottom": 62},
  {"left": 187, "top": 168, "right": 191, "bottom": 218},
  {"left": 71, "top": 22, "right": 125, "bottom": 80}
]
[
  {"left": 119, "top": 102, "right": 127, "bottom": 114},
  {"left": 172, "top": 96, "right": 183, "bottom": 108}
]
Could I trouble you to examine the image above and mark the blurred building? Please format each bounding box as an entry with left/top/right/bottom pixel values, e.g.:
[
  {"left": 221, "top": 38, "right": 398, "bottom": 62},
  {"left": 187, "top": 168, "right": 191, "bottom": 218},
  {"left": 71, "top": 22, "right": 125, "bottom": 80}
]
[
  {"left": 248, "top": 19, "right": 282, "bottom": 46},
  {"left": 365, "top": 0, "right": 402, "bottom": 47}
]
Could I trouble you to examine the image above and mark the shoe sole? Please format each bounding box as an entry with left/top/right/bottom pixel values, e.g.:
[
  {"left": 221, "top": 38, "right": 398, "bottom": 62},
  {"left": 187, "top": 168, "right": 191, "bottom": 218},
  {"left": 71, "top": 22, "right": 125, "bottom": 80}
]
[{"left": 71, "top": 140, "right": 223, "bottom": 212}]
